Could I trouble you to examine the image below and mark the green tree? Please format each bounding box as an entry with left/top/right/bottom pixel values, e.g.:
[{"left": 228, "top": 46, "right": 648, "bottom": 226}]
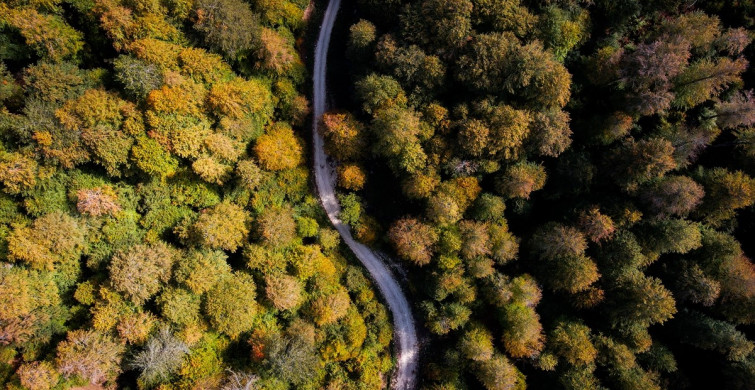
[
  {"left": 193, "top": 0, "right": 260, "bottom": 58},
  {"left": 264, "top": 331, "right": 320, "bottom": 387},
  {"left": 371, "top": 105, "right": 427, "bottom": 175},
  {"left": 113, "top": 55, "right": 163, "bottom": 100},
  {"left": 677, "top": 310, "right": 754, "bottom": 362},
  {"left": 550, "top": 320, "right": 598, "bottom": 365},
  {"left": 501, "top": 303, "right": 544, "bottom": 358},
  {"left": 4, "top": 8, "right": 84, "bottom": 62},
  {"left": 191, "top": 202, "right": 250, "bottom": 251},
  {"left": 157, "top": 287, "right": 201, "bottom": 326},
  {"left": 694, "top": 167, "right": 755, "bottom": 225},
  {"left": 173, "top": 249, "right": 231, "bottom": 294},
  {"left": 204, "top": 272, "right": 258, "bottom": 338},
  {"left": 458, "top": 325, "right": 494, "bottom": 362},
  {"left": 473, "top": 353, "right": 524, "bottom": 390}
]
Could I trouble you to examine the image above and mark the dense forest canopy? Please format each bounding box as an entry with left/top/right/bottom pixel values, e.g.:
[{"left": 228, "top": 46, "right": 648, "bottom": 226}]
[
  {"left": 0, "top": 0, "right": 395, "bottom": 389},
  {"left": 2, "top": 0, "right": 755, "bottom": 389},
  {"left": 320, "top": 0, "right": 755, "bottom": 389}
]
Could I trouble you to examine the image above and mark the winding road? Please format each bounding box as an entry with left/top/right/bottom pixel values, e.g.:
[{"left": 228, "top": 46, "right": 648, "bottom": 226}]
[{"left": 311, "top": 0, "right": 419, "bottom": 389}]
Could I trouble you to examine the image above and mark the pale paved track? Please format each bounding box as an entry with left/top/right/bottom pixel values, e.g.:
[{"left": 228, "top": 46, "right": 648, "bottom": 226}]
[{"left": 311, "top": 0, "right": 419, "bottom": 388}]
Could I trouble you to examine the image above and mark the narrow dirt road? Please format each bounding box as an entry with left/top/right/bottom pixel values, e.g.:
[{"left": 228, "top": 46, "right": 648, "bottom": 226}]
[{"left": 311, "top": 0, "right": 419, "bottom": 389}]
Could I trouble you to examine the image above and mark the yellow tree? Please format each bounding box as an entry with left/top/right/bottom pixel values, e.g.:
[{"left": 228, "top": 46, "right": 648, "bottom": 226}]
[{"left": 254, "top": 123, "right": 304, "bottom": 171}]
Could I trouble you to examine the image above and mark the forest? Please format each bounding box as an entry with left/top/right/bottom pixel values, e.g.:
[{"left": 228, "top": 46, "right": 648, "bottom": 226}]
[
  {"left": 0, "top": 0, "right": 395, "bottom": 388},
  {"left": 1, "top": 0, "right": 755, "bottom": 389},
  {"left": 320, "top": 0, "right": 755, "bottom": 389}
]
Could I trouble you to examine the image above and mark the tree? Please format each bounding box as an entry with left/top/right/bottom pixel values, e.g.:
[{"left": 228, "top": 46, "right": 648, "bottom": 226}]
[
  {"left": 0, "top": 152, "right": 38, "bottom": 195},
  {"left": 677, "top": 310, "right": 754, "bottom": 362},
  {"left": 0, "top": 266, "right": 61, "bottom": 345},
  {"left": 131, "top": 135, "right": 179, "bottom": 179},
  {"left": 458, "top": 325, "right": 494, "bottom": 362},
  {"left": 489, "top": 224, "right": 519, "bottom": 264},
  {"left": 56, "top": 330, "right": 124, "bottom": 386},
  {"left": 337, "top": 164, "right": 366, "bottom": 190},
  {"left": 578, "top": 207, "right": 615, "bottom": 243},
  {"left": 7, "top": 211, "right": 86, "bottom": 270},
  {"left": 694, "top": 167, "right": 755, "bottom": 225},
  {"left": 113, "top": 55, "right": 163, "bottom": 100},
  {"left": 56, "top": 88, "right": 137, "bottom": 176},
  {"left": 457, "top": 33, "right": 571, "bottom": 107},
  {"left": 256, "top": 28, "right": 296, "bottom": 75},
  {"left": 265, "top": 273, "right": 303, "bottom": 311},
  {"left": 470, "top": 0, "right": 536, "bottom": 36},
  {"left": 236, "top": 159, "right": 264, "bottom": 190},
  {"left": 422, "top": 301, "right": 472, "bottom": 335},
  {"left": 193, "top": 0, "right": 260, "bottom": 58},
  {"left": 639, "top": 175, "right": 705, "bottom": 217},
  {"left": 529, "top": 108, "right": 572, "bottom": 158},
  {"left": 458, "top": 119, "right": 490, "bottom": 157},
  {"left": 209, "top": 77, "right": 273, "bottom": 123},
  {"left": 537, "top": 6, "right": 589, "bottom": 62},
  {"left": 256, "top": 206, "right": 297, "bottom": 247},
  {"left": 416, "top": 0, "right": 473, "bottom": 54},
  {"left": 109, "top": 242, "right": 175, "bottom": 304},
  {"left": 4, "top": 8, "right": 84, "bottom": 62},
  {"left": 459, "top": 220, "right": 491, "bottom": 260},
  {"left": 619, "top": 40, "right": 690, "bottom": 115},
  {"left": 501, "top": 303, "right": 544, "bottom": 358},
  {"left": 309, "top": 289, "right": 351, "bottom": 326},
  {"left": 713, "top": 90, "right": 755, "bottom": 129},
  {"left": 543, "top": 254, "right": 600, "bottom": 293},
  {"left": 17, "top": 361, "right": 60, "bottom": 390},
  {"left": 192, "top": 156, "right": 232, "bottom": 185},
  {"left": 157, "top": 287, "right": 201, "bottom": 326},
  {"left": 174, "top": 249, "right": 231, "bottom": 294},
  {"left": 320, "top": 112, "right": 367, "bottom": 161},
  {"left": 473, "top": 354, "right": 524, "bottom": 390},
  {"left": 191, "top": 202, "right": 250, "bottom": 251},
  {"left": 530, "top": 222, "right": 587, "bottom": 261},
  {"left": 76, "top": 186, "right": 121, "bottom": 217},
  {"left": 348, "top": 19, "right": 376, "bottom": 58},
  {"left": 264, "top": 331, "right": 319, "bottom": 386},
  {"left": 388, "top": 217, "right": 439, "bottom": 266},
  {"left": 131, "top": 328, "right": 190, "bottom": 388},
  {"left": 497, "top": 161, "right": 546, "bottom": 199},
  {"left": 716, "top": 27, "right": 751, "bottom": 55},
  {"left": 673, "top": 57, "right": 747, "bottom": 108},
  {"left": 609, "top": 138, "right": 677, "bottom": 191},
  {"left": 371, "top": 105, "right": 427, "bottom": 175},
  {"left": 637, "top": 218, "right": 702, "bottom": 255},
  {"left": 117, "top": 311, "right": 156, "bottom": 345},
  {"left": 550, "top": 320, "right": 598, "bottom": 365},
  {"left": 254, "top": 123, "right": 304, "bottom": 171},
  {"left": 609, "top": 273, "right": 677, "bottom": 328},
  {"left": 471, "top": 193, "right": 506, "bottom": 222},
  {"left": 355, "top": 73, "right": 407, "bottom": 114},
  {"left": 204, "top": 272, "right": 258, "bottom": 338}
]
